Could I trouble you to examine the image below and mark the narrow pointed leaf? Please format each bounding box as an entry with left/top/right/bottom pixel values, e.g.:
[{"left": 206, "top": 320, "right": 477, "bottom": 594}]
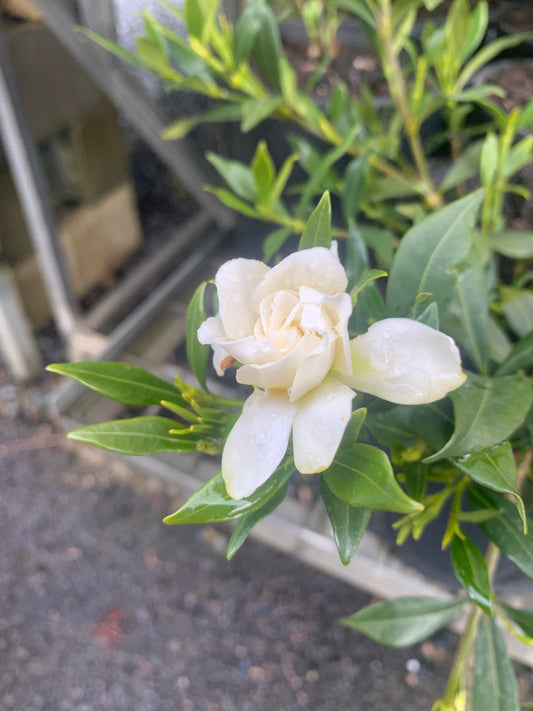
[
  {"left": 226, "top": 483, "right": 288, "bottom": 559},
  {"left": 499, "top": 602, "right": 533, "bottom": 638},
  {"left": 298, "top": 191, "right": 332, "bottom": 250},
  {"left": 454, "top": 261, "right": 489, "bottom": 374},
  {"left": 341, "top": 596, "right": 465, "bottom": 647},
  {"left": 321, "top": 478, "right": 371, "bottom": 565},
  {"left": 386, "top": 192, "right": 483, "bottom": 319},
  {"left": 241, "top": 96, "right": 282, "bottom": 132},
  {"left": 324, "top": 443, "right": 422, "bottom": 514},
  {"left": 424, "top": 373, "right": 532, "bottom": 463},
  {"left": 468, "top": 487, "right": 533, "bottom": 579},
  {"left": 501, "top": 288, "right": 533, "bottom": 339},
  {"left": 186, "top": 281, "right": 210, "bottom": 390},
  {"left": 46, "top": 362, "right": 185, "bottom": 407},
  {"left": 68, "top": 417, "right": 194, "bottom": 455},
  {"left": 472, "top": 616, "right": 519, "bottom": 711},
  {"left": 164, "top": 458, "right": 294, "bottom": 524},
  {"left": 451, "top": 536, "right": 492, "bottom": 615}
]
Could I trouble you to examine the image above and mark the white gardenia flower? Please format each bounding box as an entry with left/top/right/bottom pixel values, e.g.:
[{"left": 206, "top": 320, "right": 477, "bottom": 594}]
[{"left": 198, "top": 245, "right": 465, "bottom": 499}]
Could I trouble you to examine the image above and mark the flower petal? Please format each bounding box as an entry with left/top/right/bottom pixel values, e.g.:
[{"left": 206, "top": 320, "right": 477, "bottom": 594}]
[
  {"left": 216, "top": 258, "right": 269, "bottom": 339},
  {"left": 222, "top": 389, "right": 297, "bottom": 499},
  {"left": 253, "top": 246, "right": 348, "bottom": 303},
  {"left": 236, "top": 333, "right": 322, "bottom": 392},
  {"left": 293, "top": 378, "right": 355, "bottom": 474},
  {"left": 289, "top": 334, "right": 335, "bottom": 402},
  {"left": 345, "top": 318, "right": 466, "bottom": 405}
]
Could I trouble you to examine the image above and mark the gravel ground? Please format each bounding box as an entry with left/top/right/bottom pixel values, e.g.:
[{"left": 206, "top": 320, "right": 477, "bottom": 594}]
[
  {"left": 1, "top": 376, "right": 532, "bottom": 711},
  {"left": 0, "top": 373, "right": 462, "bottom": 711}
]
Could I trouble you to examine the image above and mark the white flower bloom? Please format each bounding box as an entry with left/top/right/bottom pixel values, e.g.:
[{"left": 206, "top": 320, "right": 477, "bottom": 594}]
[
  {"left": 343, "top": 318, "right": 466, "bottom": 405},
  {"left": 198, "top": 247, "right": 465, "bottom": 499}
]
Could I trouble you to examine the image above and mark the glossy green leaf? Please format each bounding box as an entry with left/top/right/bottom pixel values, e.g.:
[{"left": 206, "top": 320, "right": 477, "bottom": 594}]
[
  {"left": 501, "top": 288, "right": 533, "bottom": 339},
  {"left": 68, "top": 417, "right": 195, "bottom": 455},
  {"left": 454, "top": 441, "right": 524, "bottom": 517},
  {"left": 499, "top": 602, "right": 533, "bottom": 638},
  {"left": 164, "top": 458, "right": 294, "bottom": 524},
  {"left": 298, "top": 191, "right": 332, "bottom": 250},
  {"left": 451, "top": 536, "right": 492, "bottom": 615},
  {"left": 350, "top": 269, "right": 387, "bottom": 305},
  {"left": 341, "top": 596, "right": 465, "bottom": 647},
  {"left": 324, "top": 443, "right": 422, "bottom": 514},
  {"left": 186, "top": 281, "right": 210, "bottom": 390},
  {"left": 468, "top": 487, "right": 533, "bottom": 579},
  {"left": 241, "top": 96, "right": 282, "bottom": 132},
  {"left": 226, "top": 482, "right": 288, "bottom": 559},
  {"left": 424, "top": 373, "right": 533, "bottom": 463},
  {"left": 472, "top": 616, "right": 519, "bottom": 711},
  {"left": 321, "top": 478, "right": 371, "bottom": 566},
  {"left": 207, "top": 153, "right": 256, "bottom": 201},
  {"left": 366, "top": 401, "right": 453, "bottom": 452},
  {"left": 489, "top": 229, "right": 533, "bottom": 259},
  {"left": 496, "top": 331, "right": 533, "bottom": 376},
  {"left": 454, "top": 261, "right": 489, "bottom": 374},
  {"left": 46, "top": 361, "right": 185, "bottom": 407},
  {"left": 386, "top": 192, "right": 483, "bottom": 319}
]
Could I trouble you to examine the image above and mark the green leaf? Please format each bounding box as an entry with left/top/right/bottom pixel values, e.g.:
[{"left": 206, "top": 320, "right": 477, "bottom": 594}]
[
  {"left": 366, "top": 401, "right": 453, "bottom": 452},
  {"left": 298, "top": 191, "right": 332, "bottom": 250},
  {"left": 341, "top": 596, "right": 465, "bottom": 647},
  {"left": 241, "top": 96, "right": 282, "bottom": 132},
  {"left": 183, "top": 0, "right": 203, "bottom": 38},
  {"left": 205, "top": 187, "right": 258, "bottom": 218},
  {"left": 451, "top": 535, "right": 492, "bottom": 615},
  {"left": 262, "top": 226, "right": 292, "bottom": 261},
  {"left": 324, "top": 443, "right": 422, "bottom": 514},
  {"left": 207, "top": 153, "right": 256, "bottom": 201},
  {"left": 480, "top": 132, "right": 499, "bottom": 187},
  {"left": 186, "top": 281, "right": 210, "bottom": 390},
  {"left": 164, "top": 458, "right": 294, "bottom": 524},
  {"left": 68, "top": 417, "right": 195, "bottom": 455},
  {"left": 386, "top": 192, "right": 483, "bottom": 319},
  {"left": 350, "top": 269, "right": 387, "bottom": 305},
  {"left": 489, "top": 229, "right": 533, "bottom": 259},
  {"left": 226, "top": 482, "right": 288, "bottom": 559},
  {"left": 454, "top": 261, "right": 489, "bottom": 374},
  {"left": 439, "top": 140, "right": 483, "bottom": 193},
  {"left": 468, "top": 487, "right": 533, "bottom": 579},
  {"left": 46, "top": 361, "right": 185, "bottom": 407},
  {"left": 501, "top": 288, "right": 533, "bottom": 339},
  {"left": 454, "top": 440, "right": 522, "bottom": 503},
  {"left": 424, "top": 373, "right": 533, "bottom": 463},
  {"left": 342, "top": 155, "right": 370, "bottom": 220},
  {"left": 499, "top": 602, "right": 533, "bottom": 638},
  {"left": 233, "top": 1, "right": 262, "bottom": 64},
  {"left": 163, "top": 105, "right": 242, "bottom": 140},
  {"left": 456, "top": 33, "right": 533, "bottom": 91},
  {"left": 416, "top": 302, "right": 439, "bottom": 330},
  {"left": 251, "top": 1, "right": 282, "bottom": 90},
  {"left": 496, "top": 331, "right": 533, "bottom": 376},
  {"left": 472, "top": 616, "right": 519, "bottom": 711},
  {"left": 321, "top": 478, "right": 371, "bottom": 566},
  {"left": 251, "top": 141, "right": 275, "bottom": 204}
]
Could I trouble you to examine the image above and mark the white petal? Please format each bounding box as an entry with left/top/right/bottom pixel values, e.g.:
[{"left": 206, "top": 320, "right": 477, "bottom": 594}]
[
  {"left": 236, "top": 332, "right": 321, "bottom": 391},
  {"left": 293, "top": 378, "right": 355, "bottom": 474},
  {"left": 253, "top": 247, "right": 348, "bottom": 303},
  {"left": 216, "top": 258, "right": 269, "bottom": 339},
  {"left": 345, "top": 318, "right": 466, "bottom": 405},
  {"left": 222, "top": 389, "right": 297, "bottom": 499},
  {"left": 289, "top": 334, "right": 335, "bottom": 402}
]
